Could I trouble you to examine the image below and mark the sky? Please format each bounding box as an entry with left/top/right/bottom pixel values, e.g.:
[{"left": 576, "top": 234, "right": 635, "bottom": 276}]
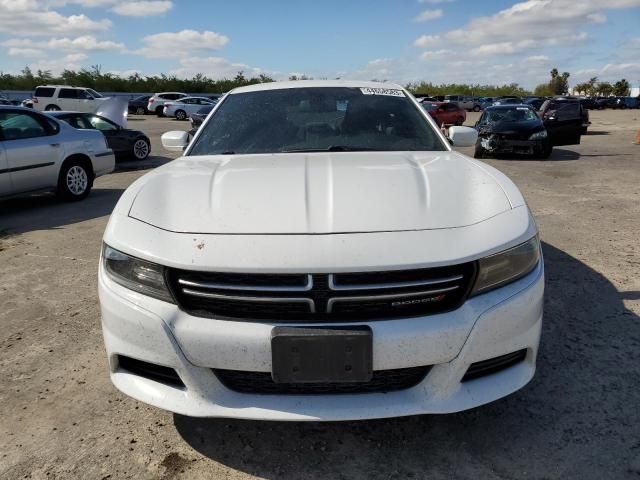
[{"left": 1, "top": 0, "right": 639, "bottom": 89}]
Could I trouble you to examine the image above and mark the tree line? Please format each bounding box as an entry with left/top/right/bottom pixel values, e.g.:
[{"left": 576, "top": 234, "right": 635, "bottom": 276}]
[
  {"left": 0, "top": 65, "right": 635, "bottom": 98},
  {"left": 0, "top": 65, "right": 275, "bottom": 93}
]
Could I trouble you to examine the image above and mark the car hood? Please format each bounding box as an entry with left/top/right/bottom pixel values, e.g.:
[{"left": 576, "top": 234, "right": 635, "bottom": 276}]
[{"left": 128, "top": 151, "right": 513, "bottom": 234}]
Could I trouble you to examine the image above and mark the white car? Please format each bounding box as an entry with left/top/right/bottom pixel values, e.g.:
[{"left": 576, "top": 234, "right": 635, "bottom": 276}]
[
  {"left": 32, "top": 85, "right": 110, "bottom": 113},
  {"left": 163, "top": 97, "right": 216, "bottom": 120},
  {"left": 99, "top": 81, "right": 544, "bottom": 421},
  {"left": 146, "top": 92, "right": 187, "bottom": 117},
  {"left": 0, "top": 106, "right": 114, "bottom": 200}
]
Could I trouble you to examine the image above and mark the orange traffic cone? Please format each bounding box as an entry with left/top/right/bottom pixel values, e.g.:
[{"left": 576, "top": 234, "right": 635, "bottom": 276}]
[{"left": 635, "top": 129, "right": 640, "bottom": 145}]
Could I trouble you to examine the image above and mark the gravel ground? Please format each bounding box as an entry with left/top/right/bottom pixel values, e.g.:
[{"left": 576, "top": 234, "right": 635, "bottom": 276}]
[{"left": 1, "top": 110, "right": 639, "bottom": 480}]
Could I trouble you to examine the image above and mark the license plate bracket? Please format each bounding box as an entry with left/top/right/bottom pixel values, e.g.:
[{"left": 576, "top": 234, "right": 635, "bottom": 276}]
[{"left": 271, "top": 326, "right": 373, "bottom": 384}]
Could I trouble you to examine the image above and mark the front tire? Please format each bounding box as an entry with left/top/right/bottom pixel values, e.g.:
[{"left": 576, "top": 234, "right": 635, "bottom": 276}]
[
  {"left": 175, "top": 109, "right": 187, "bottom": 121},
  {"left": 473, "top": 105, "right": 481, "bottom": 112},
  {"left": 57, "top": 159, "right": 92, "bottom": 201},
  {"left": 132, "top": 138, "right": 150, "bottom": 160},
  {"left": 535, "top": 142, "right": 553, "bottom": 159},
  {"left": 155, "top": 106, "right": 164, "bottom": 117}
]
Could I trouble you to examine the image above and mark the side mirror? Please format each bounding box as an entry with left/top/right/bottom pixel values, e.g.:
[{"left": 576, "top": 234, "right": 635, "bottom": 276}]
[
  {"left": 448, "top": 126, "right": 478, "bottom": 147},
  {"left": 161, "top": 130, "right": 189, "bottom": 152}
]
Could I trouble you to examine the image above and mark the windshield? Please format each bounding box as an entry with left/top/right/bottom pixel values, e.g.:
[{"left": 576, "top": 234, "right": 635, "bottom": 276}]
[
  {"left": 189, "top": 87, "right": 446, "bottom": 155},
  {"left": 87, "top": 88, "right": 103, "bottom": 98},
  {"left": 484, "top": 107, "right": 539, "bottom": 123}
]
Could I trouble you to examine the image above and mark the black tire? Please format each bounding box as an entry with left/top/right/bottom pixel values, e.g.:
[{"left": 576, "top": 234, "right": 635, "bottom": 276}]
[
  {"left": 155, "top": 106, "right": 165, "bottom": 117},
  {"left": 473, "top": 105, "right": 481, "bottom": 112},
  {"left": 473, "top": 144, "right": 485, "bottom": 158},
  {"left": 135, "top": 106, "right": 146, "bottom": 115},
  {"left": 535, "top": 142, "right": 553, "bottom": 159},
  {"left": 175, "top": 109, "right": 187, "bottom": 121},
  {"left": 132, "top": 137, "right": 150, "bottom": 160},
  {"left": 57, "top": 158, "right": 93, "bottom": 201},
  {"left": 45, "top": 104, "right": 60, "bottom": 111}
]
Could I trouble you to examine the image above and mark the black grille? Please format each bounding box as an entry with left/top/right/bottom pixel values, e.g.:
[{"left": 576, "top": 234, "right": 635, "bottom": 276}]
[
  {"left": 167, "top": 263, "right": 476, "bottom": 322},
  {"left": 214, "top": 366, "right": 431, "bottom": 394},
  {"left": 462, "top": 349, "right": 527, "bottom": 382}
]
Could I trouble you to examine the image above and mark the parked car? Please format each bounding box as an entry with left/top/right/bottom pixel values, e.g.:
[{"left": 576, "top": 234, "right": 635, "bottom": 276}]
[
  {"left": 579, "top": 97, "right": 598, "bottom": 110},
  {"left": 163, "top": 97, "right": 216, "bottom": 120},
  {"left": 32, "top": 85, "right": 110, "bottom": 113},
  {"left": 478, "top": 97, "right": 495, "bottom": 110},
  {"left": 444, "top": 95, "right": 481, "bottom": 112},
  {"left": 422, "top": 101, "right": 466, "bottom": 126},
  {"left": 474, "top": 105, "right": 555, "bottom": 158},
  {"left": 49, "top": 111, "right": 151, "bottom": 161},
  {"left": 523, "top": 97, "right": 545, "bottom": 110},
  {"left": 540, "top": 97, "right": 590, "bottom": 135},
  {"left": 493, "top": 97, "right": 522, "bottom": 106},
  {"left": 99, "top": 80, "right": 543, "bottom": 421},
  {"left": 189, "top": 105, "right": 214, "bottom": 135},
  {"left": 147, "top": 92, "right": 187, "bottom": 117},
  {"left": 611, "top": 96, "right": 639, "bottom": 109},
  {"left": 0, "top": 106, "right": 114, "bottom": 200},
  {"left": 128, "top": 95, "right": 151, "bottom": 115}
]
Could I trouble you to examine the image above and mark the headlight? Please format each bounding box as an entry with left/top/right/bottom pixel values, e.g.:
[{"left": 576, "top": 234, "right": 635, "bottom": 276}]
[
  {"left": 102, "top": 244, "right": 174, "bottom": 303},
  {"left": 529, "top": 130, "right": 547, "bottom": 140},
  {"left": 471, "top": 236, "right": 540, "bottom": 295}
]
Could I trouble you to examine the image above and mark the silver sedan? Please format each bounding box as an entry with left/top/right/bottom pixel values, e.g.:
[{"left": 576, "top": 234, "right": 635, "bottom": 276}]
[{"left": 0, "top": 106, "right": 115, "bottom": 201}]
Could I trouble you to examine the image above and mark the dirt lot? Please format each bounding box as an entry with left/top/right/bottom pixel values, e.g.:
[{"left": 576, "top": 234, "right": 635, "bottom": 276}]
[{"left": 1, "top": 110, "right": 639, "bottom": 480}]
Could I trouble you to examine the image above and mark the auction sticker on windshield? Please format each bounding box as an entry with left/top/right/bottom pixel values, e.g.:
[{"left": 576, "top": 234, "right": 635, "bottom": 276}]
[{"left": 360, "top": 87, "right": 405, "bottom": 97}]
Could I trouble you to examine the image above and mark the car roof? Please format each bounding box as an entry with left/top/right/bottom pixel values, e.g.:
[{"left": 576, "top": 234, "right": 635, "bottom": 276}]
[{"left": 230, "top": 80, "right": 405, "bottom": 95}]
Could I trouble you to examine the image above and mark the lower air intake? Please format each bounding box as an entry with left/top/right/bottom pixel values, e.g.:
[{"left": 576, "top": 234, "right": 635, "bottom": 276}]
[{"left": 213, "top": 366, "right": 431, "bottom": 394}]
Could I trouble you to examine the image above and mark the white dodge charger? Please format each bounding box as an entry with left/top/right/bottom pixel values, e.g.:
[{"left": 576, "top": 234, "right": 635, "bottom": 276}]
[{"left": 99, "top": 81, "right": 544, "bottom": 421}]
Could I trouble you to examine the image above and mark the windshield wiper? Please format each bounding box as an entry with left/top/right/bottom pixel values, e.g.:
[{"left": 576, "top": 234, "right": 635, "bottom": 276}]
[{"left": 281, "top": 145, "right": 378, "bottom": 153}]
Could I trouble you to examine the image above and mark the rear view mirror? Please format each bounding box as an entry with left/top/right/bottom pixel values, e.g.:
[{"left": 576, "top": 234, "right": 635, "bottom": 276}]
[
  {"left": 161, "top": 130, "right": 189, "bottom": 152},
  {"left": 448, "top": 126, "right": 478, "bottom": 147}
]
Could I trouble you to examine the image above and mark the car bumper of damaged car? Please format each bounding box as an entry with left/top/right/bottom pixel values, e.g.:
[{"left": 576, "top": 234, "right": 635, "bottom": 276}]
[{"left": 479, "top": 135, "right": 550, "bottom": 155}]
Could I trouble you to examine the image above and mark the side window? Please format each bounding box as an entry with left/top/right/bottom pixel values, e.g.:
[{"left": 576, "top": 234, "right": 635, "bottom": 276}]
[
  {"left": 58, "top": 88, "right": 77, "bottom": 99},
  {"left": 555, "top": 103, "right": 580, "bottom": 121},
  {"left": 34, "top": 87, "right": 55, "bottom": 97},
  {"left": 0, "top": 111, "right": 49, "bottom": 140},
  {"left": 88, "top": 115, "right": 118, "bottom": 131},
  {"left": 166, "top": 94, "right": 181, "bottom": 100}
]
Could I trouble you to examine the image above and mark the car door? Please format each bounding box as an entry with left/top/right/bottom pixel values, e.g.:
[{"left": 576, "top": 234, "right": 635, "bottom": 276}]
[
  {"left": 543, "top": 102, "right": 582, "bottom": 146},
  {"left": 57, "top": 88, "right": 79, "bottom": 111},
  {"left": 86, "top": 114, "right": 127, "bottom": 154},
  {"left": 76, "top": 89, "right": 96, "bottom": 113},
  {"left": 0, "top": 110, "right": 62, "bottom": 194},
  {"left": 0, "top": 138, "right": 10, "bottom": 196}
]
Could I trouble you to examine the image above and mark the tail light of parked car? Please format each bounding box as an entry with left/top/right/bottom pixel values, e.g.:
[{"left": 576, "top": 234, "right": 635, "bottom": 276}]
[{"left": 148, "top": 98, "right": 155, "bottom": 103}]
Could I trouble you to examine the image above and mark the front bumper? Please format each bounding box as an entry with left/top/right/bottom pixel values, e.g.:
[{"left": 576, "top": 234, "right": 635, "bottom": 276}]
[
  {"left": 99, "top": 258, "right": 544, "bottom": 421},
  {"left": 480, "top": 135, "right": 548, "bottom": 155}
]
